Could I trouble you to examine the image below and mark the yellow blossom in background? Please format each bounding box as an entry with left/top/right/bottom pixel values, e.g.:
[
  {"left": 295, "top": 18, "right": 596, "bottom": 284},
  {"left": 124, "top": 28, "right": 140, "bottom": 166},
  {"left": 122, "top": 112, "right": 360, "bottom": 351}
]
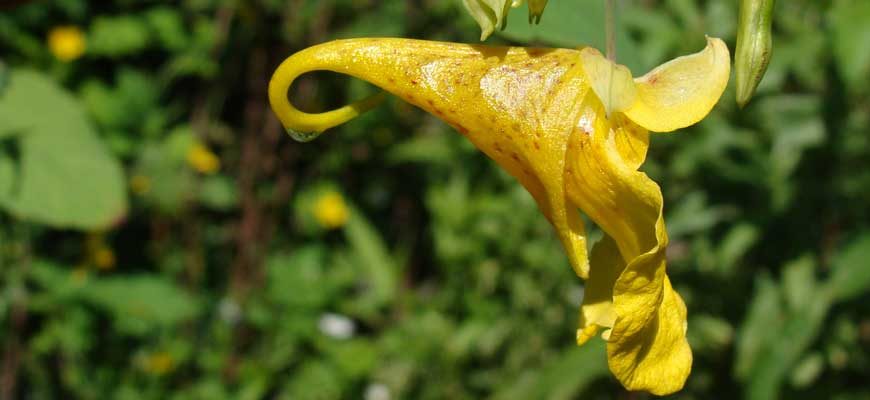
[
  {"left": 130, "top": 174, "right": 152, "bottom": 195},
  {"left": 268, "top": 37, "right": 729, "bottom": 394},
  {"left": 47, "top": 26, "right": 86, "bottom": 62},
  {"left": 186, "top": 143, "right": 220, "bottom": 174},
  {"left": 92, "top": 247, "right": 116, "bottom": 270},
  {"left": 313, "top": 191, "right": 349, "bottom": 229},
  {"left": 86, "top": 232, "right": 116, "bottom": 270},
  {"left": 142, "top": 351, "right": 174, "bottom": 375}
]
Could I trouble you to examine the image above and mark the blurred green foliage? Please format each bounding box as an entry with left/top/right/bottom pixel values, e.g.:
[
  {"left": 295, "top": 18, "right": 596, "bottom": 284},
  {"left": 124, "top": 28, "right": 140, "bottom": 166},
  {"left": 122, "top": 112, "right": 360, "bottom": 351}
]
[{"left": 1, "top": 0, "right": 869, "bottom": 399}]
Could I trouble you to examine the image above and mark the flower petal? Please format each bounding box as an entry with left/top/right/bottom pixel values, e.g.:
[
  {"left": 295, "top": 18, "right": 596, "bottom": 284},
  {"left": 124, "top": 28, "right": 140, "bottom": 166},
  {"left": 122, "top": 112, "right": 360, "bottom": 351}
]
[
  {"left": 567, "top": 95, "right": 690, "bottom": 395},
  {"left": 609, "top": 269, "right": 692, "bottom": 395},
  {"left": 624, "top": 37, "right": 730, "bottom": 133},
  {"left": 269, "top": 38, "right": 594, "bottom": 277},
  {"left": 576, "top": 234, "right": 623, "bottom": 346},
  {"left": 579, "top": 47, "right": 637, "bottom": 118}
]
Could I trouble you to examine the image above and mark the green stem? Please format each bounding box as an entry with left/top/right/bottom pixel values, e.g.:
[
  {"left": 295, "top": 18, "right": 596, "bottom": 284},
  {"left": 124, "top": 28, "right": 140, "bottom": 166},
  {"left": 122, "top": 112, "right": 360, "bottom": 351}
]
[{"left": 605, "top": 0, "right": 616, "bottom": 61}]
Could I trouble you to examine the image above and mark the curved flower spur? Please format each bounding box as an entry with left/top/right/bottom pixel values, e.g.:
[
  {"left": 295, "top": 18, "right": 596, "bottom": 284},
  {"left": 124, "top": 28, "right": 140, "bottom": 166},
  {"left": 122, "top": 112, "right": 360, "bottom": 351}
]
[{"left": 269, "top": 38, "right": 729, "bottom": 395}]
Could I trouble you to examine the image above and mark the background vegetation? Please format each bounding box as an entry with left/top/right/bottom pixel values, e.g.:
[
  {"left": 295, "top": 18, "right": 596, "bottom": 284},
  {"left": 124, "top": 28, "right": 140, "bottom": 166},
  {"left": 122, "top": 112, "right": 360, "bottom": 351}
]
[{"left": 1, "top": 0, "right": 869, "bottom": 399}]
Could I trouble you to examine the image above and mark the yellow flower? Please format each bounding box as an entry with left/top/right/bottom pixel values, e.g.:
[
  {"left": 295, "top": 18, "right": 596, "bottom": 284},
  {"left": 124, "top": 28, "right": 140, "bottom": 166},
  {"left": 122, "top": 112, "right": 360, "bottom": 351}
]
[
  {"left": 130, "top": 174, "right": 152, "bottom": 195},
  {"left": 313, "top": 191, "right": 349, "bottom": 229},
  {"left": 86, "top": 232, "right": 116, "bottom": 270},
  {"left": 186, "top": 142, "right": 220, "bottom": 174},
  {"left": 142, "top": 351, "right": 174, "bottom": 375},
  {"left": 92, "top": 247, "right": 116, "bottom": 270},
  {"left": 268, "top": 37, "right": 729, "bottom": 394},
  {"left": 47, "top": 26, "right": 86, "bottom": 62}
]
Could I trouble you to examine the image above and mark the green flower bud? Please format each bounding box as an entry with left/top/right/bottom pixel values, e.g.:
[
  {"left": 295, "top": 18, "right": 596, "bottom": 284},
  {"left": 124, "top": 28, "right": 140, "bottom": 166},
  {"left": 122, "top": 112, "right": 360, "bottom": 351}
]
[
  {"left": 528, "top": 0, "right": 548, "bottom": 24},
  {"left": 462, "top": 0, "right": 550, "bottom": 40},
  {"left": 462, "top": 0, "right": 514, "bottom": 41},
  {"left": 735, "top": 0, "right": 775, "bottom": 108}
]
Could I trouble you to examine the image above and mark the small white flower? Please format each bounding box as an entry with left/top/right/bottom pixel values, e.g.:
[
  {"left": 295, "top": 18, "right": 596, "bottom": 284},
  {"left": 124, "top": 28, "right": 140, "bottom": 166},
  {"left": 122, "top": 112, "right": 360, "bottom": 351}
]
[
  {"left": 566, "top": 284, "right": 585, "bottom": 307},
  {"left": 318, "top": 313, "right": 355, "bottom": 339},
  {"left": 218, "top": 298, "right": 242, "bottom": 325},
  {"left": 364, "top": 383, "right": 391, "bottom": 400}
]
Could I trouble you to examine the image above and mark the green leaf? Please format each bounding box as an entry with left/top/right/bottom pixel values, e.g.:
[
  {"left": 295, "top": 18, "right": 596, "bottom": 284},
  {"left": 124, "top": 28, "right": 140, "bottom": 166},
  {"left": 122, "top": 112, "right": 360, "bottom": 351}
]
[
  {"left": 281, "top": 361, "right": 344, "bottom": 400},
  {"left": 829, "top": 0, "right": 870, "bottom": 93},
  {"left": 343, "top": 208, "right": 399, "bottom": 311},
  {"left": 0, "top": 59, "right": 8, "bottom": 95},
  {"left": 84, "top": 275, "right": 199, "bottom": 335},
  {"left": 499, "top": 0, "right": 643, "bottom": 72},
  {"left": 333, "top": 2, "right": 407, "bottom": 39},
  {"left": 790, "top": 352, "right": 824, "bottom": 388},
  {"left": 0, "top": 69, "right": 127, "bottom": 229},
  {"left": 321, "top": 338, "right": 378, "bottom": 379},
  {"left": 715, "top": 223, "right": 760, "bottom": 275},
  {"left": 734, "top": 275, "right": 782, "bottom": 380},
  {"left": 827, "top": 233, "right": 870, "bottom": 302},
  {"left": 688, "top": 314, "right": 734, "bottom": 353},
  {"left": 199, "top": 175, "right": 238, "bottom": 211},
  {"left": 0, "top": 156, "right": 15, "bottom": 204},
  {"left": 746, "top": 299, "right": 829, "bottom": 400},
  {"left": 492, "top": 339, "right": 608, "bottom": 400},
  {"left": 782, "top": 255, "right": 817, "bottom": 312},
  {"left": 387, "top": 133, "right": 456, "bottom": 165},
  {"left": 266, "top": 246, "right": 331, "bottom": 309},
  {"left": 88, "top": 15, "right": 151, "bottom": 57},
  {"left": 144, "top": 7, "right": 189, "bottom": 52}
]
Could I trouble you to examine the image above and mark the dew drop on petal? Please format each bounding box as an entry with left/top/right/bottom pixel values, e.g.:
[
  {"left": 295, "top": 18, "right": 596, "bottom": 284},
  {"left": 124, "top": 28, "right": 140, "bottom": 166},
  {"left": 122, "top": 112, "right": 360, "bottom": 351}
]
[{"left": 286, "top": 127, "right": 322, "bottom": 143}]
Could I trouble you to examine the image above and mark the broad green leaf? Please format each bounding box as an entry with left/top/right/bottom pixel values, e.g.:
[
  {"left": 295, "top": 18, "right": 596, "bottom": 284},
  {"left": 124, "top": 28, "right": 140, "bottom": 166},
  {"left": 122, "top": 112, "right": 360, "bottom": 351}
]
[
  {"left": 715, "top": 223, "right": 760, "bottom": 275},
  {"left": 0, "top": 60, "right": 7, "bottom": 95},
  {"left": 0, "top": 156, "right": 14, "bottom": 204},
  {"left": 782, "top": 255, "right": 817, "bottom": 312},
  {"left": 387, "top": 133, "right": 456, "bottom": 165},
  {"left": 0, "top": 69, "right": 127, "bottom": 229},
  {"left": 281, "top": 361, "right": 344, "bottom": 400},
  {"left": 499, "top": 0, "right": 643, "bottom": 72},
  {"left": 755, "top": 95, "right": 824, "bottom": 210},
  {"left": 321, "top": 338, "right": 378, "bottom": 379},
  {"left": 84, "top": 275, "right": 199, "bottom": 335},
  {"left": 492, "top": 339, "right": 608, "bottom": 400},
  {"left": 829, "top": 0, "right": 870, "bottom": 92},
  {"left": 343, "top": 208, "right": 399, "bottom": 311},
  {"left": 199, "top": 175, "right": 238, "bottom": 211},
  {"left": 266, "top": 246, "right": 331, "bottom": 309},
  {"left": 746, "top": 299, "right": 829, "bottom": 400},
  {"left": 827, "top": 233, "right": 870, "bottom": 302},
  {"left": 333, "top": 1, "right": 407, "bottom": 39},
  {"left": 734, "top": 275, "right": 782, "bottom": 380},
  {"left": 790, "top": 352, "right": 824, "bottom": 388},
  {"left": 87, "top": 15, "right": 151, "bottom": 57},
  {"left": 687, "top": 314, "right": 734, "bottom": 353},
  {"left": 144, "top": 7, "right": 189, "bottom": 52}
]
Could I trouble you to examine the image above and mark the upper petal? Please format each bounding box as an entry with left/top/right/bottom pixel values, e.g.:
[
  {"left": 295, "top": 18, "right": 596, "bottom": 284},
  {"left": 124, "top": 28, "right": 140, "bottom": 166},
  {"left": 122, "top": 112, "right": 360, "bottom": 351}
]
[{"left": 624, "top": 37, "right": 730, "bottom": 133}]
